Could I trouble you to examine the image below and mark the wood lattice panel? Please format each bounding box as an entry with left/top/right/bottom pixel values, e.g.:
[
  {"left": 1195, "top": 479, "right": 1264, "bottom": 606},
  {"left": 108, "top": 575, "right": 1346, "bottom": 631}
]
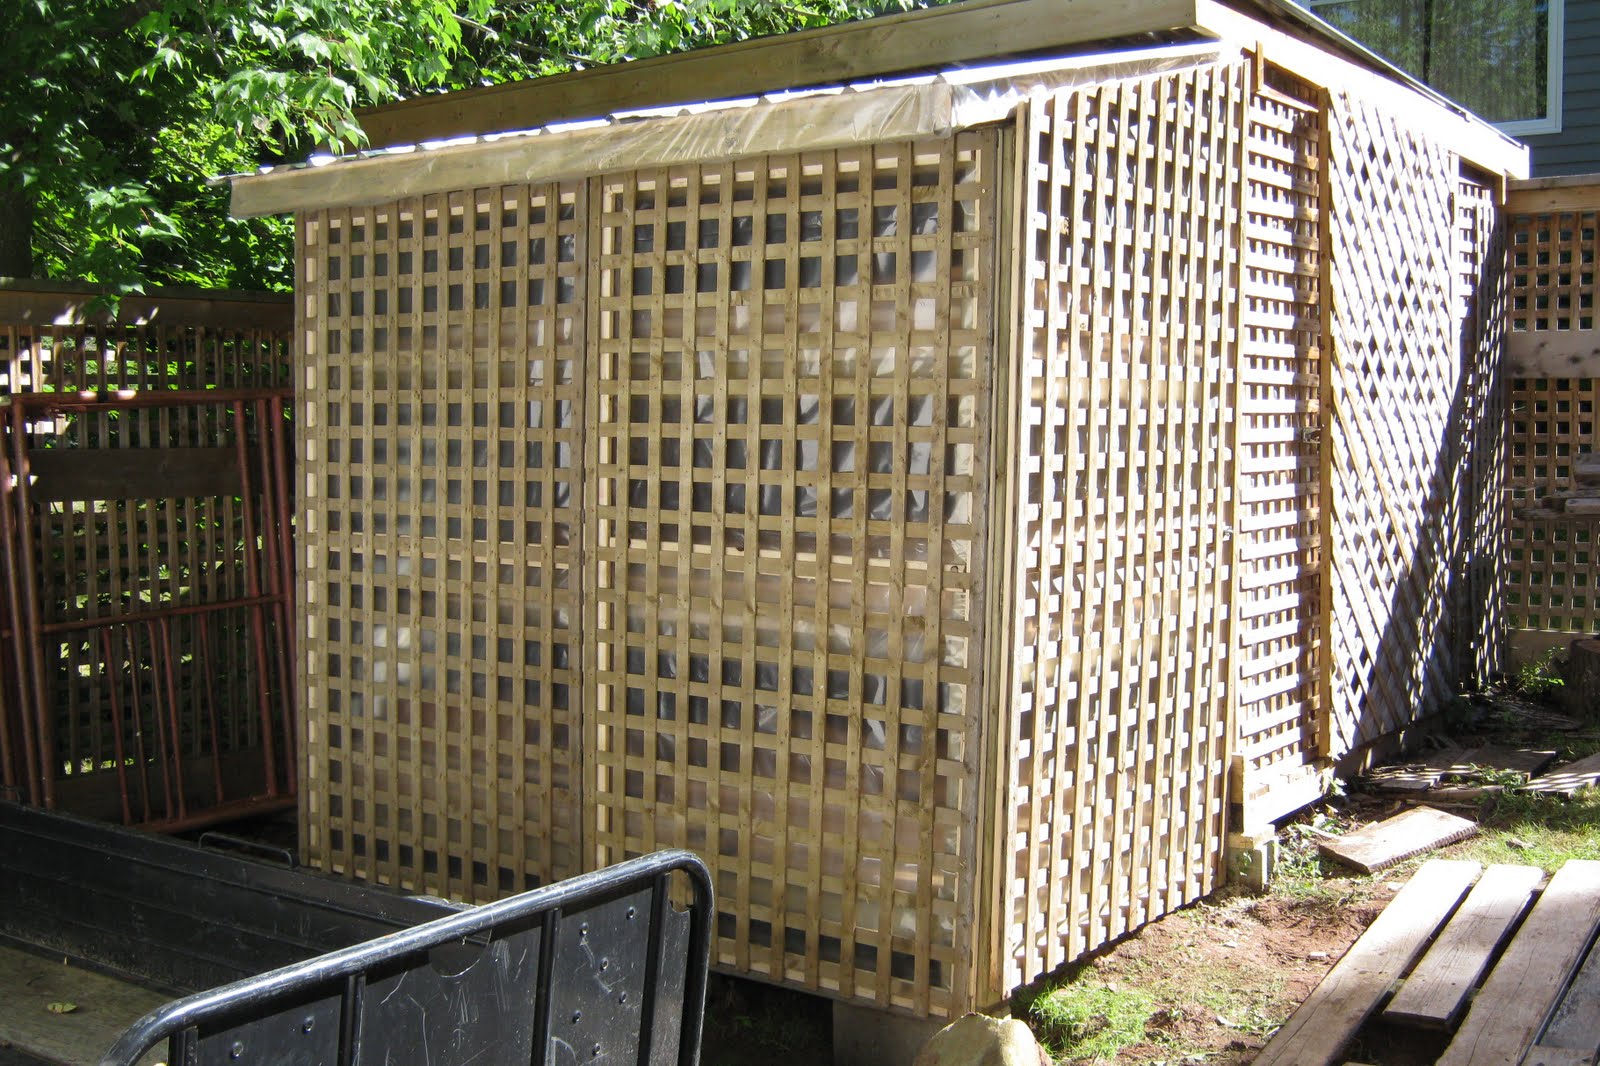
[
  {"left": 1231, "top": 71, "right": 1324, "bottom": 808},
  {"left": 585, "top": 137, "right": 996, "bottom": 1016},
  {"left": 1504, "top": 206, "right": 1600, "bottom": 640},
  {"left": 1506, "top": 376, "right": 1600, "bottom": 633},
  {"left": 1451, "top": 172, "right": 1508, "bottom": 681},
  {"left": 993, "top": 64, "right": 1247, "bottom": 995},
  {"left": 1508, "top": 209, "right": 1598, "bottom": 340},
  {"left": 0, "top": 292, "right": 291, "bottom": 820},
  {"left": 1324, "top": 94, "right": 1459, "bottom": 752},
  {"left": 296, "top": 186, "right": 588, "bottom": 897}
]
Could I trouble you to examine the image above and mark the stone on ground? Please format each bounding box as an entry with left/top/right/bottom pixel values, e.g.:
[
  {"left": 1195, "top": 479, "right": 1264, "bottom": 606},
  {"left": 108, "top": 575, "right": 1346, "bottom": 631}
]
[{"left": 912, "top": 1012, "right": 1049, "bottom": 1066}]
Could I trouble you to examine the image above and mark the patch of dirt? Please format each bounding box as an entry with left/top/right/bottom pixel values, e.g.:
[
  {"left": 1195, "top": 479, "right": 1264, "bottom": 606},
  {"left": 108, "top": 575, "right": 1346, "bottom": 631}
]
[{"left": 1070, "top": 880, "right": 1398, "bottom": 1064}]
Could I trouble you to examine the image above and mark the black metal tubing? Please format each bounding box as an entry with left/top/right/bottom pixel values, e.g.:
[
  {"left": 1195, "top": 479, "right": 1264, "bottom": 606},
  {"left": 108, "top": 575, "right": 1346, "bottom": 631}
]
[{"left": 98, "top": 849, "right": 713, "bottom": 1066}]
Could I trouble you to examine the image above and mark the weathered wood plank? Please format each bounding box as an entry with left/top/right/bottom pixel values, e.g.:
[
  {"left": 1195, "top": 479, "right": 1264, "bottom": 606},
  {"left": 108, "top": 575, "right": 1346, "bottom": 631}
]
[
  {"left": 1526, "top": 753, "right": 1600, "bottom": 796},
  {"left": 1318, "top": 807, "right": 1479, "bottom": 875},
  {"left": 1383, "top": 863, "right": 1543, "bottom": 1029},
  {"left": 25, "top": 446, "right": 243, "bottom": 502},
  {"left": 1254, "top": 859, "right": 1481, "bottom": 1066},
  {"left": 1439, "top": 861, "right": 1600, "bottom": 1066},
  {"left": 1539, "top": 932, "right": 1600, "bottom": 1054},
  {"left": 0, "top": 280, "right": 290, "bottom": 331}
]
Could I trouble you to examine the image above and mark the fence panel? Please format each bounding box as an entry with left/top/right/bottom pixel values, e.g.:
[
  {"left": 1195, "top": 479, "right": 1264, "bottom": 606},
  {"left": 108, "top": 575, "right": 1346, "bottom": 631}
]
[
  {"left": 994, "top": 64, "right": 1248, "bottom": 996},
  {"left": 1503, "top": 183, "right": 1600, "bottom": 656},
  {"left": 0, "top": 284, "right": 293, "bottom": 828}
]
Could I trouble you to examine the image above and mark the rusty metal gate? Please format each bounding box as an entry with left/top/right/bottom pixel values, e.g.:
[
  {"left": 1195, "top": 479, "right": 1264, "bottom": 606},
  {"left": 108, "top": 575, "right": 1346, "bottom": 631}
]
[{"left": 0, "top": 284, "right": 296, "bottom": 830}]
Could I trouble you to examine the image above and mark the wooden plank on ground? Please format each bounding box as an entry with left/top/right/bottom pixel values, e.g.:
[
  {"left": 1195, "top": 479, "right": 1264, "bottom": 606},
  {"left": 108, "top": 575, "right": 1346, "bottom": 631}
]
[
  {"left": 1439, "top": 860, "right": 1600, "bottom": 1066},
  {"left": 1383, "top": 863, "right": 1543, "bottom": 1029},
  {"left": 1253, "top": 859, "right": 1482, "bottom": 1066},
  {"left": 1539, "top": 932, "right": 1600, "bottom": 1054},
  {"left": 1525, "top": 753, "right": 1600, "bottom": 796},
  {"left": 1319, "top": 807, "right": 1479, "bottom": 874},
  {"left": 0, "top": 944, "right": 166, "bottom": 1066}
]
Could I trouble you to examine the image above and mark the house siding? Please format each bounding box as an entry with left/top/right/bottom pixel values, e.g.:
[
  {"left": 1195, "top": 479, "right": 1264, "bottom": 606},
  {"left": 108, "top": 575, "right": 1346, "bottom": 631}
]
[{"left": 1524, "top": 0, "right": 1600, "bottom": 175}]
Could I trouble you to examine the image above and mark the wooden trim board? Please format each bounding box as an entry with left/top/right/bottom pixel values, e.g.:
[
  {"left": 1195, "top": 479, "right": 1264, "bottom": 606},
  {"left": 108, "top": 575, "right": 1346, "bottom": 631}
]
[
  {"left": 1253, "top": 859, "right": 1481, "bottom": 1066},
  {"left": 354, "top": 0, "right": 1201, "bottom": 150}
]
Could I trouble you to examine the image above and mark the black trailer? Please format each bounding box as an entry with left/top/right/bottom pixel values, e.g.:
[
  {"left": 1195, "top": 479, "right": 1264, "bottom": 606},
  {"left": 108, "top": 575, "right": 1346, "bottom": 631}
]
[{"left": 0, "top": 803, "right": 710, "bottom": 1066}]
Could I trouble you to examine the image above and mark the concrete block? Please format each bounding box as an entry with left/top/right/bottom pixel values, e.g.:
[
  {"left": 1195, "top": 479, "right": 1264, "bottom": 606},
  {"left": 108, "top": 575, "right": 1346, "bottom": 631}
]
[
  {"left": 833, "top": 1000, "right": 945, "bottom": 1066},
  {"left": 1227, "top": 829, "right": 1278, "bottom": 892}
]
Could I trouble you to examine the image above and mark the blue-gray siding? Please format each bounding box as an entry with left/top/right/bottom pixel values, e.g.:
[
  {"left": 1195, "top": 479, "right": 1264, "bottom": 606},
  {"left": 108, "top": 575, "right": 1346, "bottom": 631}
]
[{"left": 1524, "top": 0, "right": 1600, "bottom": 175}]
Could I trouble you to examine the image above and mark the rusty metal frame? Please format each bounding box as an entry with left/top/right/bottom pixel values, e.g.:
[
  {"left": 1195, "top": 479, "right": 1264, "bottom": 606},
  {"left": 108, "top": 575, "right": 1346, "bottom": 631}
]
[{"left": 0, "top": 388, "right": 296, "bottom": 830}]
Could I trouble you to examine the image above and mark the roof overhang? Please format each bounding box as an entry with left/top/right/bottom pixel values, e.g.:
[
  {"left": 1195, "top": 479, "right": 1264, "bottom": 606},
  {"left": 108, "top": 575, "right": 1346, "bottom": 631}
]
[{"left": 224, "top": 0, "right": 1527, "bottom": 218}]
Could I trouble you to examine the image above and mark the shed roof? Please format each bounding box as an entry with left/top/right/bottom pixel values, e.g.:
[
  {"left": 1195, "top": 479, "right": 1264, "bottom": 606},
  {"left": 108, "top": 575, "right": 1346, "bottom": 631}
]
[{"left": 225, "top": 0, "right": 1527, "bottom": 217}]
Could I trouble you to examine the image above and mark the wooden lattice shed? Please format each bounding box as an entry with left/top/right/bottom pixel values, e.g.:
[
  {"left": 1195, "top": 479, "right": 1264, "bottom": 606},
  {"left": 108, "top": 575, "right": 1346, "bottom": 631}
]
[{"left": 227, "top": 0, "right": 1529, "bottom": 1021}]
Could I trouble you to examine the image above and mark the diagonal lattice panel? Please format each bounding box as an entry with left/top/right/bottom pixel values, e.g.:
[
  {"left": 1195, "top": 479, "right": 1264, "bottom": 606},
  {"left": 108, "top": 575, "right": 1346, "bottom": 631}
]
[{"left": 1325, "top": 95, "right": 1458, "bottom": 750}]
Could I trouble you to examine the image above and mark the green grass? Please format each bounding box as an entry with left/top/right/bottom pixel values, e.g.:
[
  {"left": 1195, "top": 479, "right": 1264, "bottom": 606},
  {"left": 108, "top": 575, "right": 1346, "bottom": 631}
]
[
  {"left": 1452, "top": 787, "right": 1600, "bottom": 871},
  {"left": 1027, "top": 978, "right": 1157, "bottom": 1062}
]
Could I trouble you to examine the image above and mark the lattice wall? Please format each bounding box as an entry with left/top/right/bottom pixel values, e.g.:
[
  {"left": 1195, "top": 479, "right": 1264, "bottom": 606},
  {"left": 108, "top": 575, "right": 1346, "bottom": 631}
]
[
  {"left": 993, "top": 64, "right": 1247, "bottom": 995},
  {"left": 296, "top": 187, "right": 588, "bottom": 895},
  {"left": 1451, "top": 172, "right": 1507, "bottom": 681},
  {"left": 1324, "top": 94, "right": 1460, "bottom": 752},
  {"left": 1504, "top": 206, "right": 1600, "bottom": 638},
  {"left": 1506, "top": 375, "right": 1600, "bottom": 633},
  {"left": 1230, "top": 71, "right": 1324, "bottom": 810},
  {"left": 585, "top": 138, "right": 996, "bottom": 1016},
  {"left": 295, "top": 141, "right": 997, "bottom": 1013}
]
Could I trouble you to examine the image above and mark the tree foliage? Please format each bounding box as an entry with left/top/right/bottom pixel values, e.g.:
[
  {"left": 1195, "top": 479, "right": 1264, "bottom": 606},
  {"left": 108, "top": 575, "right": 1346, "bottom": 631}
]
[{"left": 1, "top": 0, "right": 931, "bottom": 292}]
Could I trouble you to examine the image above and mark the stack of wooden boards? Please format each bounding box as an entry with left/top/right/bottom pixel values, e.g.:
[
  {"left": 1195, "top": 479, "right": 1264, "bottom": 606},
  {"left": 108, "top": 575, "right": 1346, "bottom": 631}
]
[{"left": 1255, "top": 859, "right": 1600, "bottom": 1065}]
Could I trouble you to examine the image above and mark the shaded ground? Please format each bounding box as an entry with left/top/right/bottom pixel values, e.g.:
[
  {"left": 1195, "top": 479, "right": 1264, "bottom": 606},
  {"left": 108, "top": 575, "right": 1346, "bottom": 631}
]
[{"left": 1023, "top": 683, "right": 1600, "bottom": 1065}]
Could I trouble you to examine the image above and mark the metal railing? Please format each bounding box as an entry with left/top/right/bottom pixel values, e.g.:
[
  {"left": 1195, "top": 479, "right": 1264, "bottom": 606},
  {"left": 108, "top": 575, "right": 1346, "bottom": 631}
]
[{"left": 100, "top": 849, "right": 714, "bottom": 1066}]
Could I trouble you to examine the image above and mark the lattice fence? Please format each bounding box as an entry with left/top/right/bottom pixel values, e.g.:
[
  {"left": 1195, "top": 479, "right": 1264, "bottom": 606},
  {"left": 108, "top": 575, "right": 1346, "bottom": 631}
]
[
  {"left": 1323, "top": 94, "right": 1460, "bottom": 752},
  {"left": 296, "top": 187, "right": 589, "bottom": 895},
  {"left": 0, "top": 287, "right": 293, "bottom": 825},
  {"left": 992, "top": 63, "right": 1247, "bottom": 994},
  {"left": 1504, "top": 204, "right": 1600, "bottom": 641},
  {"left": 1230, "top": 69, "right": 1325, "bottom": 817},
  {"left": 585, "top": 137, "right": 996, "bottom": 1015}
]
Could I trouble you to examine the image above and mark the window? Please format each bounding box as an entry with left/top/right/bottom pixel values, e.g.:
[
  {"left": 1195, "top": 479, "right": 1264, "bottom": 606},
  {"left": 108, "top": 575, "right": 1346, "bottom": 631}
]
[{"left": 1308, "top": 0, "right": 1563, "bottom": 135}]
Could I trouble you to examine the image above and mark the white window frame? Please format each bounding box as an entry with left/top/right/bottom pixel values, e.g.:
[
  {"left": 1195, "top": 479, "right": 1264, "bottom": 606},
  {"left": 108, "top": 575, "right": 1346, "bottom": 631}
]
[{"left": 1307, "top": 0, "right": 1564, "bottom": 136}]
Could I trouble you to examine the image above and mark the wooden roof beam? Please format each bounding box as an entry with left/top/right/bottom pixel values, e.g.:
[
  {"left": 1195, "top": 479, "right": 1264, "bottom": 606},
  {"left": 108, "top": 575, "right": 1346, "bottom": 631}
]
[{"left": 354, "top": 0, "right": 1203, "bottom": 150}]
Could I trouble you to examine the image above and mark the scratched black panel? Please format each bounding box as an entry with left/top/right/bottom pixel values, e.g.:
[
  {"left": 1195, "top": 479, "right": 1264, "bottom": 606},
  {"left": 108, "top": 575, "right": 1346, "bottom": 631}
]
[
  {"left": 545, "top": 888, "right": 656, "bottom": 1066},
  {"left": 646, "top": 900, "right": 693, "bottom": 1066},
  {"left": 195, "top": 992, "right": 342, "bottom": 1066},
  {"left": 355, "top": 926, "right": 542, "bottom": 1066}
]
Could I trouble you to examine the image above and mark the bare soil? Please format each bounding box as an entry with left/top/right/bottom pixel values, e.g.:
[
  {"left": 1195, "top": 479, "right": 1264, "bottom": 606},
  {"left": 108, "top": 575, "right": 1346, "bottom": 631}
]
[{"left": 1050, "top": 869, "right": 1396, "bottom": 1065}]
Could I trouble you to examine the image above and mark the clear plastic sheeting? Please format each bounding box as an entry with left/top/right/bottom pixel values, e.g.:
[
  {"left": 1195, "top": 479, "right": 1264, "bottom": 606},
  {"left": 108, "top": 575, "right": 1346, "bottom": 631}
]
[{"left": 227, "top": 43, "right": 1227, "bottom": 218}]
